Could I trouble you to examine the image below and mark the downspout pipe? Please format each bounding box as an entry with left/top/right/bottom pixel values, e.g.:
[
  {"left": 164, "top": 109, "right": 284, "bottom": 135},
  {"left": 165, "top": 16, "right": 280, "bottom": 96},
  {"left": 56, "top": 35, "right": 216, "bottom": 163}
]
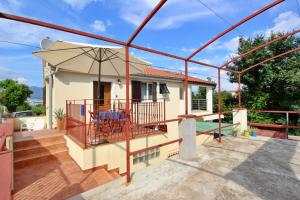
[{"left": 48, "top": 65, "right": 59, "bottom": 129}]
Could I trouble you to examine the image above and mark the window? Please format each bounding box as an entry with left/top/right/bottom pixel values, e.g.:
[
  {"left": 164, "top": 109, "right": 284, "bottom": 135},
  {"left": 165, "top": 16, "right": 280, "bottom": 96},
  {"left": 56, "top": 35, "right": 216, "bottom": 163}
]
[
  {"left": 160, "top": 83, "right": 170, "bottom": 94},
  {"left": 133, "top": 148, "right": 160, "bottom": 165},
  {"left": 141, "top": 82, "right": 147, "bottom": 100},
  {"left": 148, "top": 83, "right": 153, "bottom": 100},
  {"left": 132, "top": 81, "right": 157, "bottom": 101},
  {"left": 179, "top": 87, "right": 184, "bottom": 100}
]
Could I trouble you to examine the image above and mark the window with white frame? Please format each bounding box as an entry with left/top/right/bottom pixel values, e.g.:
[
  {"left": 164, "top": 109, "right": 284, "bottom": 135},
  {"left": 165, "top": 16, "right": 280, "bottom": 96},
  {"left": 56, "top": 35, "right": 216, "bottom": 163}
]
[{"left": 133, "top": 148, "right": 160, "bottom": 165}]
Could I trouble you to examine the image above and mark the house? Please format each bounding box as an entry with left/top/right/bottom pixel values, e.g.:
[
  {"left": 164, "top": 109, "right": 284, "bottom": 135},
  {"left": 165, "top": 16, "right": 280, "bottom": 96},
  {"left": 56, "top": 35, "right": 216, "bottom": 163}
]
[{"left": 35, "top": 40, "right": 216, "bottom": 174}]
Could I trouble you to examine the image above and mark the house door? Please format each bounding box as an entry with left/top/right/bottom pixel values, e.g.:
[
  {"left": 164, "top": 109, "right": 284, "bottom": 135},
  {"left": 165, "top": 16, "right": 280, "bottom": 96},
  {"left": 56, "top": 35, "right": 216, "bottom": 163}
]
[{"left": 93, "top": 81, "right": 111, "bottom": 111}]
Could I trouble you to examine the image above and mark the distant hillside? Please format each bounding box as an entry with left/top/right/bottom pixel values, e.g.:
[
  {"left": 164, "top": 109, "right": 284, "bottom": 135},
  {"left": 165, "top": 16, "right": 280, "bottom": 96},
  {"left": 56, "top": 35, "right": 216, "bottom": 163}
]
[{"left": 30, "top": 86, "right": 43, "bottom": 99}]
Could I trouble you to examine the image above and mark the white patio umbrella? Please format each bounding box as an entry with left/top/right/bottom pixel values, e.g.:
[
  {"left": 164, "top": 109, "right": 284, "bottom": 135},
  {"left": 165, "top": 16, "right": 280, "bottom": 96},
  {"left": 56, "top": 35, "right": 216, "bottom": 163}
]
[{"left": 33, "top": 40, "right": 150, "bottom": 99}]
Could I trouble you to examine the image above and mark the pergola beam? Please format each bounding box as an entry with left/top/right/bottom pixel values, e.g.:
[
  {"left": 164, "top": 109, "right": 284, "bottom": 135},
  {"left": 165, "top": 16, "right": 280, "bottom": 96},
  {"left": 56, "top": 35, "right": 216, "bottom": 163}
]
[
  {"left": 0, "top": 11, "right": 217, "bottom": 70},
  {"left": 127, "top": 0, "right": 167, "bottom": 45},
  {"left": 241, "top": 47, "right": 300, "bottom": 73},
  {"left": 221, "top": 29, "right": 300, "bottom": 68},
  {"left": 186, "top": 0, "right": 285, "bottom": 60},
  {"left": 189, "top": 59, "right": 239, "bottom": 73}
]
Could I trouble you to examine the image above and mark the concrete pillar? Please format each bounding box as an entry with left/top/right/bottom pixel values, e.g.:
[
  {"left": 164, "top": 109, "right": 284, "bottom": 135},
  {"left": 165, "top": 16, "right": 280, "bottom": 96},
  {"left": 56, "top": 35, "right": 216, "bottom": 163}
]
[
  {"left": 206, "top": 87, "right": 213, "bottom": 112},
  {"left": 233, "top": 108, "right": 248, "bottom": 133},
  {"left": 178, "top": 117, "right": 197, "bottom": 160}
]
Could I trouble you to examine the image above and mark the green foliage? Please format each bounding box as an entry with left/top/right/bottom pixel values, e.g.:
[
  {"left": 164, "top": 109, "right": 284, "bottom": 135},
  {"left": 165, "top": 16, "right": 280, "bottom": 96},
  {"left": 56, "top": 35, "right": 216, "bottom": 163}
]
[
  {"left": 32, "top": 104, "right": 46, "bottom": 115},
  {"left": 16, "top": 103, "right": 31, "bottom": 112},
  {"left": 0, "top": 79, "right": 33, "bottom": 112},
  {"left": 54, "top": 108, "right": 65, "bottom": 120},
  {"left": 227, "top": 32, "right": 300, "bottom": 135},
  {"left": 192, "top": 86, "right": 206, "bottom": 99},
  {"left": 213, "top": 91, "right": 237, "bottom": 122}
]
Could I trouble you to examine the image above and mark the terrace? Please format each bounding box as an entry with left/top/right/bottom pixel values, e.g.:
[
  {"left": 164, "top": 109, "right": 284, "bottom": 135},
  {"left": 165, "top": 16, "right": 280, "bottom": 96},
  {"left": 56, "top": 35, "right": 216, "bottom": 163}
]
[
  {"left": 0, "top": 0, "right": 299, "bottom": 199},
  {"left": 66, "top": 99, "right": 167, "bottom": 148}
]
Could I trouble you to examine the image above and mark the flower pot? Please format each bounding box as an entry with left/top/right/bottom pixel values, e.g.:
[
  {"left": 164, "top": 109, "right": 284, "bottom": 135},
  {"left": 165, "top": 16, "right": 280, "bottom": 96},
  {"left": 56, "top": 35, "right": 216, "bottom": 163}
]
[
  {"left": 251, "top": 131, "right": 257, "bottom": 137},
  {"left": 56, "top": 119, "right": 65, "bottom": 130},
  {"left": 244, "top": 130, "right": 250, "bottom": 137}
]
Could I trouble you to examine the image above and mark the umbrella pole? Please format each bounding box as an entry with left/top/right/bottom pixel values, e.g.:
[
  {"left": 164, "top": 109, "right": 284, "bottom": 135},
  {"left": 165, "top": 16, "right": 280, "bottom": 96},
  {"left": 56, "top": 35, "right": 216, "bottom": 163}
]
[{"left": 96, "top": 49, "right": 102, "bottom": 131}]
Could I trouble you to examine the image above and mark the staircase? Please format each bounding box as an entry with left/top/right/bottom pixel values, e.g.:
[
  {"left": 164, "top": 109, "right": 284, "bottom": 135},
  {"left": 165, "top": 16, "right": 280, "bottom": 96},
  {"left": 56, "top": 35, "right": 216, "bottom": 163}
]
[
  {"left": 13, "top": 132, "right": 121, "bottom": 199},
  {"left": 14, "top": 133, "right": 69, "bottom": 169}
]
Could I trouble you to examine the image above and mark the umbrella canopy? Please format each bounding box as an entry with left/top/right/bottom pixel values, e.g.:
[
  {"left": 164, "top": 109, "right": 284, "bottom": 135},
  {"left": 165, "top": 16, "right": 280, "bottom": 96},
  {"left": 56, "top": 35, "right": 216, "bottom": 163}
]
[{"left": 33, "top": 40, "right": 151, "bottom": 77}]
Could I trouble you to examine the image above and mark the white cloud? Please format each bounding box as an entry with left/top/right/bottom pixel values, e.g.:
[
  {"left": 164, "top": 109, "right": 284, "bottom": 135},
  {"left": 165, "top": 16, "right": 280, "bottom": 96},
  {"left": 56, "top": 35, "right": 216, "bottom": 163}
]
[
  {"left": 15, "top": 77, "right": 28, "bottom": 84},
  {"left": 90, "top": 20, "right": 106, "bottom": 32},
  {"left": 265, "top": 11, "right": 300, "bottom": 36},
  {"left": 0, "top": 66, "right": 27, "bottom": 84},
  {"left": 181, "top": 47, "right": 196, "bottom": 53},
  {"left": 0, "top": 18, "right": 90, "bottom": 48},
  {"left": 0, "top": 0, "right": 23, "bottom": 14},
  {"left": 62, "top": 0, "right": 104, "bottom": 10},
  {"left": 118, "top": 0, "right": 234, "bottom": 30},
  {"left": 207, "top": 36, "right": 240, "bottom": 52}
]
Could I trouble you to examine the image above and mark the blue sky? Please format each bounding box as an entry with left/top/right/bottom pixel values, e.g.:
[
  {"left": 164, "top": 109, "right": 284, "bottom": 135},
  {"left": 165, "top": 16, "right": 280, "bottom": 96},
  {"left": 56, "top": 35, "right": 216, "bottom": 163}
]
[{"left": 0, "top": 0, "right": 299, "bottom": 90}]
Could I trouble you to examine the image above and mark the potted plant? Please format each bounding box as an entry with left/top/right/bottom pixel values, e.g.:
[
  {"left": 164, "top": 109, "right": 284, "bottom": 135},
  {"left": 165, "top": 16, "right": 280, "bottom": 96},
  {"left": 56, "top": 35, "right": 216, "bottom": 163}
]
[
  {"left": 243, "top": 129, "right": 250, "bottom": 137},
  {"left": 231, "top": 127, "right": 240, "bottom": 137},
  {"left": 54, "top": 108, "right": 65, "bottom": 130},
  {"left": 250, "top": 127, "right": 258, "bottom": 137}
]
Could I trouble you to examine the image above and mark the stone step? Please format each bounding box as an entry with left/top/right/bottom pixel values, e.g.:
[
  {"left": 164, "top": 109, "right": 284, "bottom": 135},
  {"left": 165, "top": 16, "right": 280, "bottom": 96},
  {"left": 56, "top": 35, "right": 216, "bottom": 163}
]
[
  {"left": 14, "top": 141, "right": 68, "bottom": 159},
  {"left": 14, "top": 149, "right": 69, "bottom": 169},
  {"left": 14, "top": 135, "right": 65, "bottom": 149},
  {"left": 92, "top": 168, "right": 116, "bottom": 185}
]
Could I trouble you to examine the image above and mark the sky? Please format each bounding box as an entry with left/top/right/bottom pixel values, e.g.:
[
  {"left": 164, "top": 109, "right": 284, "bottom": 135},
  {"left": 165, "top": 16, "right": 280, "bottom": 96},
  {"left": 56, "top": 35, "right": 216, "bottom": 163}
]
[{"left": 0, "top": 0, "right": 299, "bottom": 91}]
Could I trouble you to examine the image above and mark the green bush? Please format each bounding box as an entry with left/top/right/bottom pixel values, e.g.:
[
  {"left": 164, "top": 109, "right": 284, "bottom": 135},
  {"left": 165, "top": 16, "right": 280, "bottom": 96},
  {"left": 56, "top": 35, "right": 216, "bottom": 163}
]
[
  {"left": 32, "top": 104, "right": 46, "bottom": 116},
  {"left": 16, "top": 103, "right": 31, "bottom": 112}
]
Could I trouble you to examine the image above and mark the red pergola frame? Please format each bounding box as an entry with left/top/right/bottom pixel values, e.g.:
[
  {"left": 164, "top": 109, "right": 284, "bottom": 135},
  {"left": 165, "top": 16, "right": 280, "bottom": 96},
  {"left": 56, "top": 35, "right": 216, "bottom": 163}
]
[{"left": 0, "top": 0, "right": 295, "bottom": 183}]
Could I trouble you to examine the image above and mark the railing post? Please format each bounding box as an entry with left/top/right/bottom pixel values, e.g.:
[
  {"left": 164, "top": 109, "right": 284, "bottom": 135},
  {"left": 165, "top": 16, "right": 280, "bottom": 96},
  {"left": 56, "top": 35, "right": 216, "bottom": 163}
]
[
  {"left": 184, "top": 60, "right": 188, "bottom": 114},
  {"left": 65, "top": 100, "right": 68, "bottom": 134},
  {"left": 218, "top": 68, "right": 222, "bottom": 143},
  {"left": 238, "top": 73, "right": 241, "bottom": 108},
  {"left": 84, "top": 99, "right": 87, "bottom": 148},
  {"left": 163, "top": 98, "right": 166, "bottom": 125},
  {"left": 286, "top": 112, "right": 289, "bottom": 139},
  {"left": 125, "top": 45, "right": 131, "bottom": 183}
]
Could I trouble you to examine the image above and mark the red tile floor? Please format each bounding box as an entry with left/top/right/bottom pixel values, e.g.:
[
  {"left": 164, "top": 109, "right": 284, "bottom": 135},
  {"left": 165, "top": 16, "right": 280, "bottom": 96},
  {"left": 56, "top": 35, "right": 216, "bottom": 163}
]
[
  {"left": 13, "top": 130, "right": 119, "bottom": 200},
  {"left": 13, "top": 153, "right": 119, "bottom": 200}
]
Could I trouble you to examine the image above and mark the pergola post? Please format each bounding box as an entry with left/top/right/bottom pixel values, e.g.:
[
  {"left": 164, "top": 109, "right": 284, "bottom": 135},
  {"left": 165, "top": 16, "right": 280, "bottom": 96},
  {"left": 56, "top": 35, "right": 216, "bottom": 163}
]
[
  {"left": 218, "top": 68, "right": 222, "bottom": 143},
  {"left": 185, "top": 60, "right": 188, "bottom": 114},
  {"left": 125, "top": 45, "right": 131, "bottom": 183},
  {"left": 238, "top": 73, "right": 241, "bottom": 108}
]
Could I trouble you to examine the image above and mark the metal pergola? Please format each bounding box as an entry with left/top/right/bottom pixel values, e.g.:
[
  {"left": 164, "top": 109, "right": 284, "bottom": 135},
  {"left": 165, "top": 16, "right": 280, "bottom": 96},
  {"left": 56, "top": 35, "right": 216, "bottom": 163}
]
[{"left": 0, "top": 0, "right": 299, "bottom": 183}]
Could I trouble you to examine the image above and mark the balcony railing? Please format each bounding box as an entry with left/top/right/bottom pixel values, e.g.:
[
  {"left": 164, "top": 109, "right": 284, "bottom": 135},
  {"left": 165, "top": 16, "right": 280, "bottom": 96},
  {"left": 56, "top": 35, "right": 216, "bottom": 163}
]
[
  {"left": 192, "top": 99, "right": 207, "bottom": 111},
  {"left": 66, "top": 99, "right": 167, "bottom": 148}
]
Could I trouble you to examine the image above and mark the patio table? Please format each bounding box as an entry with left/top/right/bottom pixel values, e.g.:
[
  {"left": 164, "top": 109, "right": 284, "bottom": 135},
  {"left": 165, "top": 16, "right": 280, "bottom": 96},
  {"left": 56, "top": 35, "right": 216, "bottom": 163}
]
[{"left": 91, "top": 110, "right": 126, "bottom": 133}]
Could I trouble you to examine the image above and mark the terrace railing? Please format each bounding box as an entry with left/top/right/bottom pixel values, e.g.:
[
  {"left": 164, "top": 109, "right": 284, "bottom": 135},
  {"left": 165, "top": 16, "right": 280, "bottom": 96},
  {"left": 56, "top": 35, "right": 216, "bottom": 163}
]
[
  {"left": 248, "top": 110, "right": 300, "bottom": 139},
  {"left": 66, "top": 99, "right": 166, "bottom": 148},
  {"left": 192, "top": 99, "right": 207, "bottom": 111}
]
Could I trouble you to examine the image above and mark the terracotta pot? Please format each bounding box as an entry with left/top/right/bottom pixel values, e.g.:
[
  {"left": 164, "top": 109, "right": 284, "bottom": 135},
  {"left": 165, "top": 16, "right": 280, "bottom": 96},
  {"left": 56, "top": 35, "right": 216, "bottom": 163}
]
[{"left": 56, "top": 119, "right": 65, "bottom": 130}]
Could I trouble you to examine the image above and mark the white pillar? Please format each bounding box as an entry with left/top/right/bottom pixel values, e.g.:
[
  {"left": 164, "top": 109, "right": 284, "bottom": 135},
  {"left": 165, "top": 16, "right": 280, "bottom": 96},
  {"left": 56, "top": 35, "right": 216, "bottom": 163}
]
[
  {"left": 206, "top": 87, "right": 213, "bottom": 113},
  {"left": 179, "top": 117, "right": 197, "bottom": 160},
  {"left": 233, "top": 108, "right": 248, "bottom": 133}
]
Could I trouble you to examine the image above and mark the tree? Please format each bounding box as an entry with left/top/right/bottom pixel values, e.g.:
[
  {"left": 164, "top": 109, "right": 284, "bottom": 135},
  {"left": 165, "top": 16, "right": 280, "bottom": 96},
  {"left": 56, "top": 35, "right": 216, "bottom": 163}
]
[
  {"left": 213, "top": 91, "right": 237, "bottom": 122},
  {"left": 0, "top": 79, "right": 33, "bottom": 112},
  {"left": 228, "top": 33, "right": 300, "bottom": 111},
  {"left": 227, "top": 32, "right": 300, "bottom": 134}
]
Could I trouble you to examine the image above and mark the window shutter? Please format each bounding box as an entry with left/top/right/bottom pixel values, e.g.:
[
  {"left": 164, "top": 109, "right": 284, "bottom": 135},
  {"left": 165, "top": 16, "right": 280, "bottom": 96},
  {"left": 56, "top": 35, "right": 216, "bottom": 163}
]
[
  {"left": 152, "top": 82, "right": 157, "bottom": 102},
  {"left": 132, "top": 80, "right": 141, "bottom": 102}
]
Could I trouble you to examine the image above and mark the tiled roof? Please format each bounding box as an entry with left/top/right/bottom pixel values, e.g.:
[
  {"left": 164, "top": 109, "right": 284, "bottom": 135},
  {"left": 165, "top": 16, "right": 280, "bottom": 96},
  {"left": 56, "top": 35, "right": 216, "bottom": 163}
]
[{"left": 144, "top": 67, "right": 216, "bottom": 86}]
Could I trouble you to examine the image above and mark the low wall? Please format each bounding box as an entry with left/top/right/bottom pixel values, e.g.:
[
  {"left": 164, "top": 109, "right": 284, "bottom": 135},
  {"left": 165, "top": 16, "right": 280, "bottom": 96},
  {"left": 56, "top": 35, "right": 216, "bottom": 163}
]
[
  {"left": 13, "top": 116, "right": 46, "bottom": 131},
  {"left": 65, "top": 122, "right": 180, "bottom": 174}
]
